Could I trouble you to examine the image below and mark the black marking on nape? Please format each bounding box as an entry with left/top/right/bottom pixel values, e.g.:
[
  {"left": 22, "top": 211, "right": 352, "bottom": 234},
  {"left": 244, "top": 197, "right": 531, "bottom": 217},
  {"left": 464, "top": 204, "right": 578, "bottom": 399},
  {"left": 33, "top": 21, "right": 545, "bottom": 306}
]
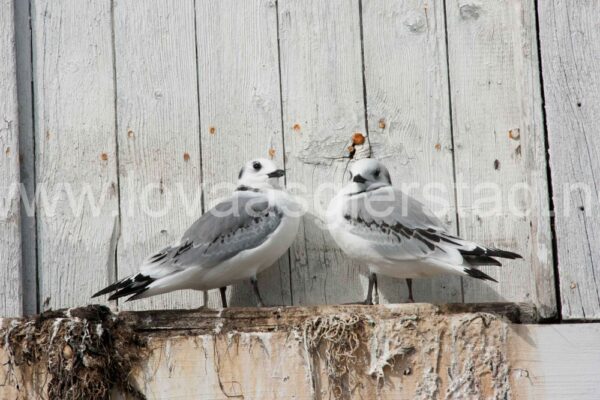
[
  {"left": 463, "top": 267, "right": 498, "bottom": 283},
  {"left": 236, "top": 185, "right": 260, "bottom": 192},
  {"left": 175, "top": 240, "right": 193, "bottom": 257},
  {"left": 238, "top": 167, "right": 244, "bottom": 179}
]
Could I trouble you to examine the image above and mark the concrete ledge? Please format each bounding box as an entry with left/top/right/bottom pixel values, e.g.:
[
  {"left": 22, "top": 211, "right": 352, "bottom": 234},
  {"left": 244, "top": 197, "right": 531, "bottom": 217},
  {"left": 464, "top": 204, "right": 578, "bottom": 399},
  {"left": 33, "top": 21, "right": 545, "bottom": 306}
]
[{"left": 1, "top": 304, "right": 598, "bottom": 399}]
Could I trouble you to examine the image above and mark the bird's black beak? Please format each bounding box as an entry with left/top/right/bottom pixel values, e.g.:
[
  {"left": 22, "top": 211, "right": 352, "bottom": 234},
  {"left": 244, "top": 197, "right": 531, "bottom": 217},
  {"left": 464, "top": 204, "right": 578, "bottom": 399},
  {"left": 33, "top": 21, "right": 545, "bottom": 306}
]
[
  {"left": 353, "top": 174, "right": 367, "bottom": 183},
  {"left": 267, "top": 169, "right": 285, "bottom": 178}
]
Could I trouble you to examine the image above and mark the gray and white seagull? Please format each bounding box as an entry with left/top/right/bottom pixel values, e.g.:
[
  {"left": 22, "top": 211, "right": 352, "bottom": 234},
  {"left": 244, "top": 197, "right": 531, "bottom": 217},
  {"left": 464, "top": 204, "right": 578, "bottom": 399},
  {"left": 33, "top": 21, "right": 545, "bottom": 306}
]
[
  {"left": 93, "top": 158, "right": 300, "bottom": 307},
  {"left": 327, "top": 158, "right": 521, "bottom": 304}
]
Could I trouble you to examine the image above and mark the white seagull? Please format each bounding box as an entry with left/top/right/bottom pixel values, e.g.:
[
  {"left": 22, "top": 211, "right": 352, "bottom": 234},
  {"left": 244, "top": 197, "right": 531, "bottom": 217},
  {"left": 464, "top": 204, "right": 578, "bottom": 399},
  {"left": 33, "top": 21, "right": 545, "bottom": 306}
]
[
  {"left": 327, "top": 158, "right": 521, "bottom": 304},
  {"left": 93, "top": 158, "right": 301, "bottom": 307}
]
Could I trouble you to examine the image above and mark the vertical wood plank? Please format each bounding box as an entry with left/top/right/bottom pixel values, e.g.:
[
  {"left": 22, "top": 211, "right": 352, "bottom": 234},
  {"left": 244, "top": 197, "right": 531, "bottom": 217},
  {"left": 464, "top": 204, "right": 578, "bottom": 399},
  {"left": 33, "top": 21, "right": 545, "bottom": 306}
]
[
  {"left": 114, "top": 0, "right": 204, "bottom": 310},
  {"left": 445, "top": 0, "right": 555, "bottom": 317},
  {"left": 279, "top": 0, "right": 367, "bottom": 305},
  {"left": 538, "top": 1, "right": 600, "bottom": 319},
  {"left": 32, "top": 0, "right": 119, "bottom": 310},
  {"left": 362, "top": 0, "right": 461, "bottom": 303},
  {"left": 510, "top": 324, "right": 600, "bottom": 399},
  {"left": 196, "top": 0, "right": 290, "bottom": 306},
  {"left": 15, "top": 0, "right": 38, "bottom": 315},
  {"left": 0, "top": 0, "right": 23, "bottom": 317}
]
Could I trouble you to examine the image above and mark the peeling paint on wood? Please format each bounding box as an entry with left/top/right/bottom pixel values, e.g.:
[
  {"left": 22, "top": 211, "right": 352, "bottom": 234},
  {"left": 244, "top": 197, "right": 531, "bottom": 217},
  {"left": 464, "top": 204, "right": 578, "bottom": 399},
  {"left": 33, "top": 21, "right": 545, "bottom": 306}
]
[{"left": 4, "top": 304, "right": 596, "bottom": 399}]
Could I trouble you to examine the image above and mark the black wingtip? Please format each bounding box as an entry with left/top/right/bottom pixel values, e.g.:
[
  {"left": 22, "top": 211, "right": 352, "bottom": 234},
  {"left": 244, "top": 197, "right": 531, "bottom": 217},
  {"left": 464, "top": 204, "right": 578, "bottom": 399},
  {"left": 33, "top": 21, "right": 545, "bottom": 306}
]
[
  {"left": 487, "top": 248, "right": 522, "bottom": 260},
  {"left": 91, "top": 283, "right": 120, "bottom": 298},
  {"left": 464, "top": 267, "right": 498, "bottom": 283},
  {"left": 460, "top": 245, "right": 522, "bottom": 260},
  {"left": 124, "top": 290, "right": 148, "bottom": 302},
  {"left": 464, "top": 255, "right": 503, "bottom": 267}
]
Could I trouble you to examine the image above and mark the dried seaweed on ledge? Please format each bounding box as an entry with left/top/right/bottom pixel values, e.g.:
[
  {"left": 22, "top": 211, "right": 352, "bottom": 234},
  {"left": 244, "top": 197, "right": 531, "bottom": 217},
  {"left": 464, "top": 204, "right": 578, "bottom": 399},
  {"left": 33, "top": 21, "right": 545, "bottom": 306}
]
[{"left": 1, "top": 305, "right": 147, "bottom": 400}]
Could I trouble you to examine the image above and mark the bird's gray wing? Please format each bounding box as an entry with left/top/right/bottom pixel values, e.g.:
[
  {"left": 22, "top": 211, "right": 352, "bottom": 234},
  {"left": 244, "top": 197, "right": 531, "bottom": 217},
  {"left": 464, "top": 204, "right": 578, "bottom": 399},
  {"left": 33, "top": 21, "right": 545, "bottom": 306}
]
[
  {"left": 343, "top": 187, "right": 463, "bottom": 263},
  {"left": 141, "top": 191, "right": 283, "bottom": 277}
]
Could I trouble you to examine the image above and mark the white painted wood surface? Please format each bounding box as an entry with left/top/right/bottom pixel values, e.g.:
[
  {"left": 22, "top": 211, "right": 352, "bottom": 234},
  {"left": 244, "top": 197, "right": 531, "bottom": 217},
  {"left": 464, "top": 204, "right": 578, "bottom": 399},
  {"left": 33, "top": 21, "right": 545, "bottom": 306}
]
[
  {"left": 0, "top": 0, "right": 23, "bottom": 317},
  {"left": 5, "top": 0, "right": 600, "bottom": 317},
  {"left": 114, "top": 0, "right": 204, "bottom": 310},
  {"left": 278, "top": 0, "right": 367, "bottom": 305},
  {"left": 362, "top": 0, "right": 461, "bottom": 303},
  {"left": 510, "top": 324, "right": 600, "bottom": 399},
  {"left": 195, "top": 0, "right": 291, "bottom": 307},
  {"left": 14, "top": 0, "right": 37, "bottom": 316},
  {"left": 31, "top": 0, "right": 119, "bottom": 310},
  {"left": 538, "top": 1, "right": 600, "bottom": 320},
  {"left": 445, "top": 0, "right": 555, "bottom": 318}
]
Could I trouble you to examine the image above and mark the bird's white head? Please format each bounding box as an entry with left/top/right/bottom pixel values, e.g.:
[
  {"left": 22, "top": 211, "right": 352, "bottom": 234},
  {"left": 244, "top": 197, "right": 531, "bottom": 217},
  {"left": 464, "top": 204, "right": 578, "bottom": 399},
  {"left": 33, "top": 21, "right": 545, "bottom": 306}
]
[
  {"left": 237, "top": 158, "right": 285, "bottom": 190},
  {"left": 344, "top": 158, "right": 392, "bottom": 195}
]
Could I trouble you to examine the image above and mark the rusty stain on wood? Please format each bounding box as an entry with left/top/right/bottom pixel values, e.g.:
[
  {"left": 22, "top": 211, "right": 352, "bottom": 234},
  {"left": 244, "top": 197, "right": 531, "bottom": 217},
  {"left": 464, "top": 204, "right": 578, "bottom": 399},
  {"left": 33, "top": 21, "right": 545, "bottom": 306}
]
[
  {"left": 509, "top": 128, "right": 521, "bottom": 140},
  {"left": 209, "top": 126, "right": 216, "bottom": 134},
  {"left": 100, "top": 152, "right": 108, "bottom": 161},
  {"left": 351, "top": 132, "right": 365, "bottom": 145},
  {"left": 183, "top": 152, "right": 190, "bottom": 162},
  {"left": 292, "top": 123, "right": 301, "bottom": 132}
]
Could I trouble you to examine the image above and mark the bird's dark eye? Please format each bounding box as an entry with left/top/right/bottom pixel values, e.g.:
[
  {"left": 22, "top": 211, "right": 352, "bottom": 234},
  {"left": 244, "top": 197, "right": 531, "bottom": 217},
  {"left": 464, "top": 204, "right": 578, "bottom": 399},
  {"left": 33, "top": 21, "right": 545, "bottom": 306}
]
[
  {"left": 252, "top": 161, "right": 262, "bottom": 171},
  {"left": 374, "top": 169, "right": 380, "bottom": 177}
]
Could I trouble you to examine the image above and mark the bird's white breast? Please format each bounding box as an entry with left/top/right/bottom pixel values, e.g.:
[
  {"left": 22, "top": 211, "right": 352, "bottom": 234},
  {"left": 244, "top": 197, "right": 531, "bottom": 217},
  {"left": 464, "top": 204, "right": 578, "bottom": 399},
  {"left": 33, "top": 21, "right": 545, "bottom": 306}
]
[{"left": 326, "top": 193, "right": 380, "bottom": 263}]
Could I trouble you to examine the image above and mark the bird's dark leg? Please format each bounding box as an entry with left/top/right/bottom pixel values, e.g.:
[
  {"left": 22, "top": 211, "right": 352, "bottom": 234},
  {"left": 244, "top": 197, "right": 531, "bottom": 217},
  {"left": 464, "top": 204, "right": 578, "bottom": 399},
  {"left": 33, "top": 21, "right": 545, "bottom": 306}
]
[
  {"left": 406, "top": 278, "right": 414, "bottom": 303},
  {"left": 219, "top": 287, "right": 228, "bottom": 308},
  {"left": 251, "top": 277, "right": 264, "bottom": 307},
  {"left": 373, "top": 273, "right": 379, "bottom": 304},
  {"left": 364, "top": 272, "right": 377, "bottom": 305}
]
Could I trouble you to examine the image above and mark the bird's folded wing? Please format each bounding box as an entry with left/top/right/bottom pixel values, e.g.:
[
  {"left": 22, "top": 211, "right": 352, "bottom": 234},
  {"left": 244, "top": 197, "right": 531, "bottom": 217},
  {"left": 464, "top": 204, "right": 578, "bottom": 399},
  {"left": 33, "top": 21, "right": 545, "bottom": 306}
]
[
  {"left": 343, "top": 187, "right": 463, "bottom": 264},
  {"left": 140, "top": 192, "right": 283, "bottom": 278}
]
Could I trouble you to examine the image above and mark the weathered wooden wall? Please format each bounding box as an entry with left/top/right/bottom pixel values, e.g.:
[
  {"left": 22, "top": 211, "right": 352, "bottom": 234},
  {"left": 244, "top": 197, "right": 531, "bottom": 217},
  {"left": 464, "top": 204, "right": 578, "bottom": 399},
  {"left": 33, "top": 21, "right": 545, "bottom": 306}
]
[{"left": 0, "top": 0, "right": 598, "bottom": 321}]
